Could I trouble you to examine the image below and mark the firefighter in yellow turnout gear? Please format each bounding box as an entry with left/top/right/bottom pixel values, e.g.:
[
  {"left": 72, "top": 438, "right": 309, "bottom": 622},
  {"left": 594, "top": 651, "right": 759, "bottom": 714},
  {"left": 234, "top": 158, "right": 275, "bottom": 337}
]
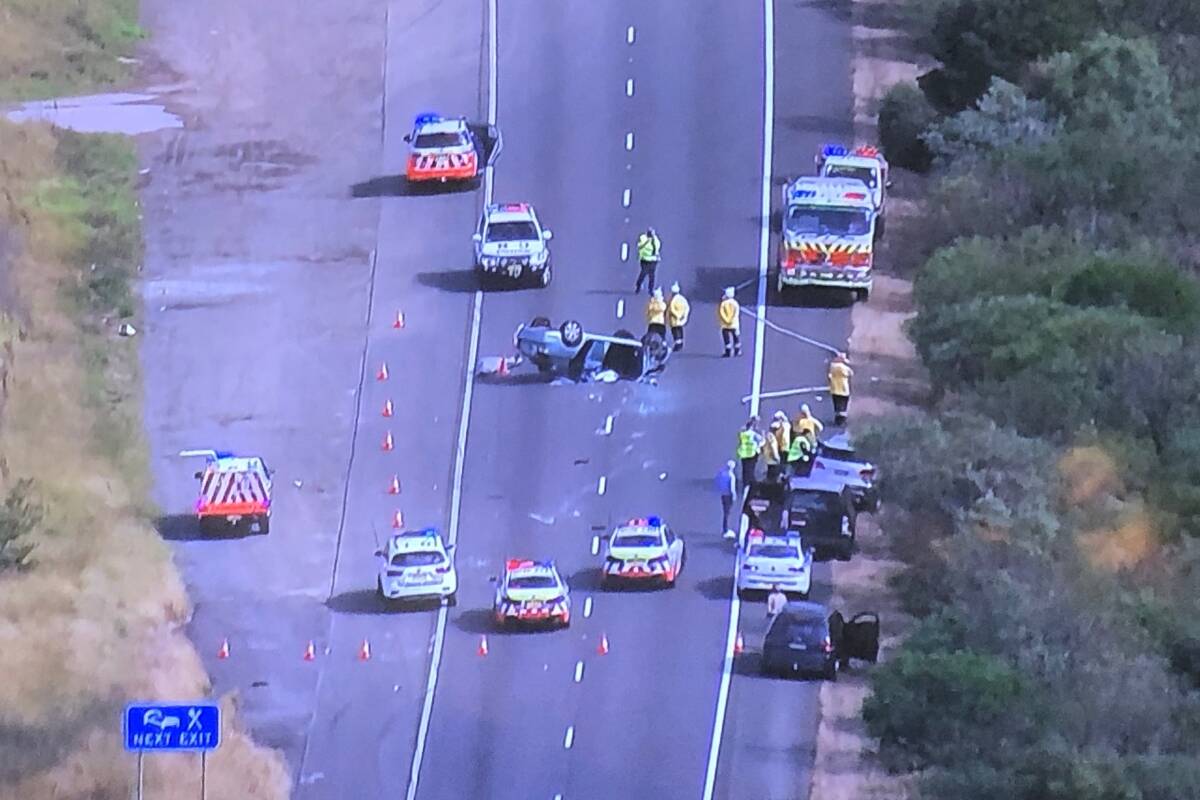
[{"left": 667, "top": 282, "right": 690, "bottom": 352}]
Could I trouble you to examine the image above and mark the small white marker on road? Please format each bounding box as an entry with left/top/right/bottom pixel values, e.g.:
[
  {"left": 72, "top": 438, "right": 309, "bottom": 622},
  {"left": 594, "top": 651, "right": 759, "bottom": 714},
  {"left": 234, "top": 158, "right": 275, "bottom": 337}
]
[
  {"left": 584, "top": 597, "right": 594, "bottom": 617},
  {"left": 591, "top": 535, "right": 600, "bottom": 555},
  {"left": 620, "top": 242, "right": 629, "bottom": 262},
  {"left": 626, "top": 78, "right": 634, "bottom": 96},
  {"left": 555, "top": 795, "right": 563, "bottom": 800},
  {"left": 625, "top": 132, "right": 634, "bottom": 151},
  {"left": 616, "top": 299, "right": 625, "bottom": 318},
  {"left": 622, "top": 188, "right": 631, "bottom": 208},
  {"left": 627, "top": 25, "right": 635, "bottom": 44},
  {"left": 574, "top": 661, "right": 585, "bottom": 683},
  {"left": 604, "top": 414, "right": 614, "bottom": 434},
  {"left": 564, "top": 726, "right": 575, "bottom": 749},
  {"left": 597, "top": 476, "right": 607, "bottom": 495}
]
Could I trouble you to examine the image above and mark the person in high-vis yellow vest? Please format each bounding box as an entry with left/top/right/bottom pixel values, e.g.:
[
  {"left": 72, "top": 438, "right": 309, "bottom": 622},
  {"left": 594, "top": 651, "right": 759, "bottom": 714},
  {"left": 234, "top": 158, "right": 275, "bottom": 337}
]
[
  {"left": 792, "top": 403, "right": 824, "bottom": 446},
  {"left": 718, "top": 287, "right": 742, "bottom": 357},
  {"left": 736, "top": 417, "right": 765, "bottom": 488},
  {"left": 763, "top": 419, "right": 784, "bottom": 483},
  {"left": 828, "top": 352, "right": 854, "bottom": 426},
  {"left": 786, "top": 433, "right": 814, "bottom": 479},
  {"left": 667, "top": 282, "right": 690, "bottom": 352},
  {"left": 635, "top": 228, "right": 661, "bottom": 294},
  {"left": 646, "top": 288, "right": 667, "bottom": 338},
  {"left": 772, "top": 411, "right": 792, "bottom": 462}
]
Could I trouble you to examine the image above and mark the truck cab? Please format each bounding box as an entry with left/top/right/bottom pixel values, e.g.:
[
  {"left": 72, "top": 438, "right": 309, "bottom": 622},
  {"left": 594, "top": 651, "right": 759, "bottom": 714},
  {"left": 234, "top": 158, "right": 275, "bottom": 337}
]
[{"left": 778, "top": 177, "right": 877, "bottom": 301}]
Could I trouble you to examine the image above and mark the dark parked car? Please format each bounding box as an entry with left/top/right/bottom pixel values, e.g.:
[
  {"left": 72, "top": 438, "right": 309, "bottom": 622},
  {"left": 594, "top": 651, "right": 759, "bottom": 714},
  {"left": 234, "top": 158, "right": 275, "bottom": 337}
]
[
  {"left": 783, "top": 476, "right": 858, "bottom": 561},
  {"left": 761, "top": 601, "right": 879, "bottom": 680}
]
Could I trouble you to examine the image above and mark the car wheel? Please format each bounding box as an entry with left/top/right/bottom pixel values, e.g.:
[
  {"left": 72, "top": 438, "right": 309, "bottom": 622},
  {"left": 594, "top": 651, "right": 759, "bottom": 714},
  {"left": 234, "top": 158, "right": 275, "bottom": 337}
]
[
  {"left": 824, "top": 662, "right": 838, "bottom": 682},
  {"left": 531, "top": 316, "right": 552, "bottom": 328},
  {"left": 445, "top": 592, "right": 457, "bottom": 607},
  {"left": 199, "top": 516, "right": 221, "bottom": 536},
  {"left": 258, "top": 514, "right": 270, "bottom": 535},
  {"left": 854, "top": 287, "right": 870, "bottom": 302},
  {"left": 736, "top": 588, "right": 749, "bottom": 601},
  {"left": 559, "top": 319, "right": 584, "bottom": 347},
  {"left": 539, "top": 265, "right": 552, "bottom": 288}
]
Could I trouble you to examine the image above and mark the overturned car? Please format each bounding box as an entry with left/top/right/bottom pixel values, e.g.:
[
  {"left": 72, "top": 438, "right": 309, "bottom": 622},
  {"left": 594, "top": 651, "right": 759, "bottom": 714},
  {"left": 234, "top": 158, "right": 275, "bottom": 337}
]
[{"left": 513, "top": 317, "right": 671, "bottom": 381}]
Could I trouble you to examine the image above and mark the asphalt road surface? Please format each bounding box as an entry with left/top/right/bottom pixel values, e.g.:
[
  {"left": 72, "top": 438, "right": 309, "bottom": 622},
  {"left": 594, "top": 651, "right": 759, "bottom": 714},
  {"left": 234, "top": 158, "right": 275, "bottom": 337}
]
[{"left": 139, "top": 0, "right": 854, "bottom": 797}]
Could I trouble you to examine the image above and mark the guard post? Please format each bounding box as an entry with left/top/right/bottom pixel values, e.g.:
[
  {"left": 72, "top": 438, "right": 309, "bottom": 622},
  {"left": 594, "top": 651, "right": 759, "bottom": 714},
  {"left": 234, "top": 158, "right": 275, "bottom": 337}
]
[{"left": 124, "top": 701, "right": 221, "bottom": 799}]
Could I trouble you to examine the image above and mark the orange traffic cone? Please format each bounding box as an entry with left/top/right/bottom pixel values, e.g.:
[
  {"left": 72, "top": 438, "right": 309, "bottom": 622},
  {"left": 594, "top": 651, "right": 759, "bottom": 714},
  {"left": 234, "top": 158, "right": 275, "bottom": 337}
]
[
  {"left": 734, "top": 632, "right": 745, "bottom": 655},
  {"left": 303, "top": 641, "right": 316, "bottom": 661},
  {"left": 392, "top": 311, "right": 405, "bottom": 329},
  {"left": 377, "top": 362, "right": 389, "bottom": 381},
  {"left": 597, "top": 633, "right": 610, "bottom": 655},
  {"left": 382, "top": 399, "right": 394, "bottom": 417},
  {"left": 382, "top": 431, "right": 394, "bottom": 451},
  {"left": 388, "top": 475, "right": 401, "bottom": 494},
  {"left": 392, "top": 510, "right": 404, "bottom": 529},
  {"left": 478, "top": 635, "right": 489, "bottom": 656},
  {"left": 498, "top": 357, "right": 508, "bottom": 377},
  {"left": 217, "top": 638, "right": 230, "bottom": 660},
  {"left": 359, "top": 639, "right": 371, "bottom": 661}
]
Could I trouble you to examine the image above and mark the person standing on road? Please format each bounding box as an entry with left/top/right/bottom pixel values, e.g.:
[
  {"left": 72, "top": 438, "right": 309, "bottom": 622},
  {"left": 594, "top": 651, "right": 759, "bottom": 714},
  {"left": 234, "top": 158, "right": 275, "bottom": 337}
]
[
  {"left": 634, "top": 227, "right": 661, "bottom": 294},
  {"left": 715, "top": 460, "right": 739, "bottom": 540},
  {"left": 763, "top": 417, "right": 784, "bottom": 483},
  {"left": 767, "top": 584, "right": 788, "bottom": 618},
  {"left": 792, "top": 403, "right": 824, "bottom": 447},
  {"left": 718, "top": 287, "right": 742, "bottom": 357},
  {"left": 737, "top": 417, "right": 765, "bottom": 488},
  {"left": 667, "top": 281, "right": 690, "bottom": 352},
  {"left": 828, "top": 352, "right": 854, "bottom": 426},
  {"left": 646, "top": 287, "right": 667, "bottom": 338},
  {"left": 786, "top": 432, "right": 814, "bottom": 479}
]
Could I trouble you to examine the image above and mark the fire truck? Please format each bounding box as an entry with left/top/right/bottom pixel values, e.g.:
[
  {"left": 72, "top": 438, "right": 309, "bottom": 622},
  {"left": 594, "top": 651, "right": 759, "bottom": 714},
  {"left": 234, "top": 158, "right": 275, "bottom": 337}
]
[
  {"left": 777, "top": 176, "right": 877, "bottom": 302},
  {"left": 815, "top": 144, "right": 890, "bottom": 236},
  {"left": 180, "top": 449, "right": 273, "bottom": 535}
]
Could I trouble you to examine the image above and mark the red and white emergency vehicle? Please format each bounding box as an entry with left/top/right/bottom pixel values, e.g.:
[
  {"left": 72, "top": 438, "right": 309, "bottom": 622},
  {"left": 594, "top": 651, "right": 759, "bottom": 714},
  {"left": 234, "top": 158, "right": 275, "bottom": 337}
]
[
  {"left": 777, "top": 177, "right": 877, "bottom": 302},
  {"left": 403, "top": 113, "right": 480, "bottom": 183},
  {"left": 180, "top": 449, "right": 272, "bottom": 535},
  {"left": 815, "top": 144, "right": 890, "bottom": 233}
]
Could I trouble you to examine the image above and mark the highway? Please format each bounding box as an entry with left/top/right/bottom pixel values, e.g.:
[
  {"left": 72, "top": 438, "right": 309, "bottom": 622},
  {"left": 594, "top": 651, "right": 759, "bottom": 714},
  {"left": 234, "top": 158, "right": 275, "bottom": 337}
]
[{"left": 141, "top": 0, "right": 855, "bottom": 797}]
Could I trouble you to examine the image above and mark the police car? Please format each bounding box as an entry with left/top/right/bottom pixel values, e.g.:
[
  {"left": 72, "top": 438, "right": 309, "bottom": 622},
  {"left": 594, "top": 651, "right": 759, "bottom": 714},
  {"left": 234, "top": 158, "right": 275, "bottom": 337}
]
[
  {"left": 601, "top": 517, "right": 686, "bottom": 588},
  {"left": 472, "top": 203, "right": 554, "bottom": 288},
  {"left": 403, "top": 112, "right": 480, "bottom": 182},
  {"left": 493, "top": 559, "right": 571, "bottom": 629},
  {"left": 375, "top": 528, "right": 458, "bottom": 605},
  {"left": 736, "top": 529, "right": 813, "bottom": 599}
]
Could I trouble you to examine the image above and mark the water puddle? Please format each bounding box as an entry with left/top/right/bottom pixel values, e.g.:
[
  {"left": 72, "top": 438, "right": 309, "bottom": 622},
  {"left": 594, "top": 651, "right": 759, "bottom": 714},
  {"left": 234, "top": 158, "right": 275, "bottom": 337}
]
[{"left": 5, "top": 92, "right": 182, "bottom": 135}]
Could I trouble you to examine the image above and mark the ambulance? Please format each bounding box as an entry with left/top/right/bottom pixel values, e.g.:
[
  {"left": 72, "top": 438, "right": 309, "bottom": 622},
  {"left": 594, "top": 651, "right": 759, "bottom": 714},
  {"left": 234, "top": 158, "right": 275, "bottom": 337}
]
[
  {"left": 777, "top": 177, "right": 877, "bottom": 301},
  {"left": 180, "top": 449, "right": 273, "bottom": 535}
]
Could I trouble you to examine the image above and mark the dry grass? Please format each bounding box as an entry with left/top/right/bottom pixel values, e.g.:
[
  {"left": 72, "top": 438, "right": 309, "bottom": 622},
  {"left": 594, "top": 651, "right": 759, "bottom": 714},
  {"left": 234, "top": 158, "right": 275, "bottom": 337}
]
[
  {"left": 0, "top": 0, "right": 143, "bottom": 101},
  {"left": 0, "top": 119, "right": 289, "bottom": 798}
]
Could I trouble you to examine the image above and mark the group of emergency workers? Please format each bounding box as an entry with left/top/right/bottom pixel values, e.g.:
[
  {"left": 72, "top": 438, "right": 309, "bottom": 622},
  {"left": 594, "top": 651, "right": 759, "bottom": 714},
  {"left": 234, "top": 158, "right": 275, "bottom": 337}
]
[{"left": 634, "top": 227, "right": 744, "bottom": 357}]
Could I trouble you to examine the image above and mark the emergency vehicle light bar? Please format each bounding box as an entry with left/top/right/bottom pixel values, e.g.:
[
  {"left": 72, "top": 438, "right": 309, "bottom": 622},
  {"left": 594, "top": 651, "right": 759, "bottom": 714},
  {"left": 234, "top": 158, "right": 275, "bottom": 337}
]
[
  {"left": 506, "top": 558, "right": 550, "bottom": 571},
  {"left": 821, "top": 144, "right": 849, "bottom": 157},
  {"left": 179, "top": 449, "right": 236, "bottom": 462},
  {"left": 499, "top": 203, "right": 529, "bottom": 212},
  {"left": 853, "top": 145, "right": 880, "bottom": 157},
  {"left": 414, "top": 112, "right": 442, "bottom": 127},
  {"left": 626, "top": 516, "right": 662, "bottom": 527}
]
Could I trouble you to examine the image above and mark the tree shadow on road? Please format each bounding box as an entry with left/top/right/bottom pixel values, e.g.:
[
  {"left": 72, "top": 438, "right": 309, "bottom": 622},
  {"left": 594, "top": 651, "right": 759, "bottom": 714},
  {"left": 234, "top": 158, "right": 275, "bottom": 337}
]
[{"left": 416, "top": 269, "right": 479, "bottom": 293}]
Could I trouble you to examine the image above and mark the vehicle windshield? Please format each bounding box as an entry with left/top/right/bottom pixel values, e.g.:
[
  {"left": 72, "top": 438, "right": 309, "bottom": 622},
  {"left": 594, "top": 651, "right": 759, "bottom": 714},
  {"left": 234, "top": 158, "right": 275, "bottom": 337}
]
[
  {"left": 613, "top": 533, "right": 662, "bottom": 548},
  {"left": 509, "top": 574, "right": 558, "bottom": 590},
  {"left": 789, "top": 491, "right": 840, "bottom": 520},
  {"left": 390, "top": 551, "right": 444, "bottom": 568},
  {"left": 825, "top": 165, "right": 878, "bottom": 187},
  {"left": 784, "top": 620, "right": 826, "bottom": 643},
  {"left": 748, "top": 543, "right": 800, "bottom": 559},
  {"left": 486, "top": 221, "right": 539, "bottom": 242},
  {"left": 785, "top": 206, "right": 871, "bottom": 237},
  {"left": 414, "top": 132, "right": 465, "bottom": 149}
]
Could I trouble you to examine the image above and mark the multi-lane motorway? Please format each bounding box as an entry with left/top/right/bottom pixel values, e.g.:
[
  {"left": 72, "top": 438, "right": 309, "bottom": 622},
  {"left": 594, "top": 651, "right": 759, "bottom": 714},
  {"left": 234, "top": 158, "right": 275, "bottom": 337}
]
[{"left": 142, "top": 0, "right": 854, "bottom": 797}]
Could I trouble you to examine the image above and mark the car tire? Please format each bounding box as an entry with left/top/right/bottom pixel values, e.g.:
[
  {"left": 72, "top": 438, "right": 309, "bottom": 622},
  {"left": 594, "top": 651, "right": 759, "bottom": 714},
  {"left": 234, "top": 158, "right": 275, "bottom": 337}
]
[
  {"left": 824, "top": 662, "right": 838, "bottom": 682},
  {"left": 875, "top": 215, "right": 886, "bottom": 239},
  {"left": 445, "top": 592, "right": 457, "bottom": 607},
  {"left": 539, "top": 265, "right": 552, "bottom": 288},
  {"left": 199, "top": 516, "right": 221, "bottom": 536},
  {"left": 258, "top": 514, "right": 270, "bottom": 535},
  {"left": 560, "top": 319, "right": 584, "bottom": 347},
  {"left": 736, "top": 588, "right": 750, "bottom": 601},
  {"left": 854, "top": 287, "right": 870, "bottom": 302},
  {"left": 531, "top": 316, "right": 552, "bottom": 328}
]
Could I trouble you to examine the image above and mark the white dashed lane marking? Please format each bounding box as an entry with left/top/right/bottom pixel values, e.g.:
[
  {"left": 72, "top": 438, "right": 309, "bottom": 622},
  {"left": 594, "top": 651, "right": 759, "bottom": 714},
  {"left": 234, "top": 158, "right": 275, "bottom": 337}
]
[
  {"left": 564, "top": 726, "right": 575, "bottom": 749},
  {"left": 616, "top": 299, "right": 625, "bottom": 318},
  {"left": 574, "top": 661, "right": 585, "bottom": 683},
  {"left": 604, "top": 414, "right": 614, "bottom": 434},
  {"left": 620, "top": 242, "right": 629, "bottom": 262},
  {"left": 584, "top": 597, "right": 594, "bottom": 617},
  {"left": 627, "top": 25, "right": 635, "bottom": 44},
  {"left": 591, "top": 535, "right": 600, "bottom": 555},
  {"left": 622, "top": 188, "right": 631, "bottom": 208},
  {"left": 626, "top": 132, "right": 634, "bottom": 150},
  {"left": 626, "top": 78, "right": 634, "bottom": 96},
  {"left": 597, "top": 476, "right": 607, "bottom": 495}
]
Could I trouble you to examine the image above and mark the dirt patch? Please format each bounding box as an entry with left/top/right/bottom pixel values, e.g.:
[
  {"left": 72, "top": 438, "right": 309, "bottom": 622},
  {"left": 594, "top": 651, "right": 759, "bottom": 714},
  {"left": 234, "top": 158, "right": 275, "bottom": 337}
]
[{"left": 809, "top": 1, "right": 927, "bottom": 798}]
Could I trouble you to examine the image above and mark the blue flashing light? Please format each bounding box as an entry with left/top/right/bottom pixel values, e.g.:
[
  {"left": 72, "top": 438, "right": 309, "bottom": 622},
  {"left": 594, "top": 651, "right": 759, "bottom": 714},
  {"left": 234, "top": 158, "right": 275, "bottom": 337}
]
[
  {"left": 214, "top": 450, "right": 235, "bottom": 460},
  {"left": 647, "top": 515, "right": 662, "bottom": 527},
  {"left": 821, "top": 143, "right": 848, "bottom": 157},
  {"left": 413, "top": 112, "right": 442, "bottom": 127}
]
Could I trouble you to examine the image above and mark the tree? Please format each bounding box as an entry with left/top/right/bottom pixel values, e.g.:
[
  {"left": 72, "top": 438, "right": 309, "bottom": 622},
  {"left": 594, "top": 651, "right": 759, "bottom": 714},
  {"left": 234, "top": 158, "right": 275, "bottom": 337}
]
[
  {"left": 879, "top": 83, "right": 937, "bottom": 171},
  {"left": 0, "top": 479, "right": 42, "bottom": 571},
  {"left": 924, "top": 78, "right": 1060, "bottom": 165}
]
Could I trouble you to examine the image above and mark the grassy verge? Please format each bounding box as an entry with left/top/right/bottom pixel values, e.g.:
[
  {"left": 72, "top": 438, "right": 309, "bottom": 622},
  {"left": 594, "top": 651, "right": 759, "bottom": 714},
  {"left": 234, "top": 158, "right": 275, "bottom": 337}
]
[
  {"left": 0, "top": 98, "right": 288, "bottom": 800},
  {"left": 0, "top": 0, "right": 144, "bottom": 100}
]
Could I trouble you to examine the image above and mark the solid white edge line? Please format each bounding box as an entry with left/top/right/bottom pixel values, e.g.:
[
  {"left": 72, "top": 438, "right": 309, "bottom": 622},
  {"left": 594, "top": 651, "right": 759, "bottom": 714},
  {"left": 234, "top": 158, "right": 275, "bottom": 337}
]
[
  {"left": 574, "top": 661, "right": 585, "bottom": 683},
  {"left": 620, "top": 242, "right": 629, "bottom": 262},
  {"left": 405, "top": 1, "right": 495, "bottom": 798},
  {"left": 591, "top": 536, "right": 600, "bottom": 555},
  {"left": 564, "top": 726, "right": 575, "bottom": 749},
  {"left": 583, "top": 596, "right": 594, "bottom": 617},
  {"left": 701, "top": 0, "right": 773, "bottom": 797},
  {"left": 626, "top": 78, "right": 634, "bottom": 96},
  {"left": 597, "top": 476, "right": 607, "bottom": 495},
  {"left": 626, "top": 132, "right": 634, "bottom": 150}
]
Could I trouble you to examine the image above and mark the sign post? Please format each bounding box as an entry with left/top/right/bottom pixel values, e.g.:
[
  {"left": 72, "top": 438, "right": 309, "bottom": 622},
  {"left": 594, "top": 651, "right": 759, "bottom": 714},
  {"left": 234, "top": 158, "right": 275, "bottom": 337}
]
[{"left": 124, "top": 702, "right": 221, "bottom": 799}]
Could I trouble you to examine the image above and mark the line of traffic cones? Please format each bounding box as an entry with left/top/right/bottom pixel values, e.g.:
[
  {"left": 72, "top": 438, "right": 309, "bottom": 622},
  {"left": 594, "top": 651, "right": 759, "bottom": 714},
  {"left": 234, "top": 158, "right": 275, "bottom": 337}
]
[
  {"left": 734, "top": 631, "right": 745, "bottom": 655},
  {"left": 377, "top": 362, "right": 389, "bottom": 381},
  {"left": 392, "top": 510, "right": 405, "bottom": 529},
  {"left": 388, "top": 475, "right": 401, "bottom": 494},
  {"left": 392, "top": 311, "right": 405, "bottom": 329},
  {"left": 478, "top": 635, "right": 489, "bottom": 657},
  {"left": 597, "top": 632, "right": 610, "bottom": 655},
  {"left": 382, "top": 399, "right": 394, "bottom": 417},
  {"left": 382, "top": 431, "right": 394, "bottom": 451}
]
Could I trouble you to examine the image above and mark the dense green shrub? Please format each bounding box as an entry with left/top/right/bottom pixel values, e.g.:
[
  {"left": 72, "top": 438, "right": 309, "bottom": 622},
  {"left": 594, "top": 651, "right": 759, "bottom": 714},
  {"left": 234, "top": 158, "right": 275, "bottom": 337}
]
[{"left": 879, "top": 83, "right": 936, "bottom": 171}]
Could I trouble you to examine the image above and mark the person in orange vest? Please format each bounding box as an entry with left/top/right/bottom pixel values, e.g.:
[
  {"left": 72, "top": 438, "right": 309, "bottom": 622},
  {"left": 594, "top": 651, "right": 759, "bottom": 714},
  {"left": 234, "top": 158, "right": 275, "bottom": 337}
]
[
  {"left": 646, "top": 287, "right": 667, "bottom": 339},
  {"left": 828, "top": 352, "right": 854, "bottom": 426},
  {"left": 718, "top": 287, "right": 741, "bottom": 357}
]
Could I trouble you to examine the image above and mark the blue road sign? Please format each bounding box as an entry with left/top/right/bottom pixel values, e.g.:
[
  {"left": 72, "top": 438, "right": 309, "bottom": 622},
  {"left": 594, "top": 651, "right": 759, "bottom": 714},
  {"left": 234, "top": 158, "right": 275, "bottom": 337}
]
[{"left": 124, "top": 702, "right": 220, "bottom": 752}]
